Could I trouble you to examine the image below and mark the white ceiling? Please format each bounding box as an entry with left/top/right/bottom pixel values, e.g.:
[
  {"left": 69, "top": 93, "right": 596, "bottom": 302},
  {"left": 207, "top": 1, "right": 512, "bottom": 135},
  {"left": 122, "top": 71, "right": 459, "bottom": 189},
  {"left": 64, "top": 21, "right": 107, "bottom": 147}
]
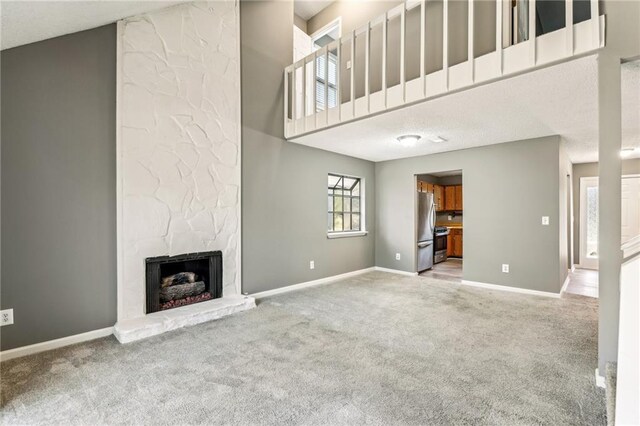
[
  {"left": 290, "top": 55, "right": 640, "bottom": 163},
  {"left": 1, "top": 1, "right": 189, "bottom": 50},
  {"left": 294, "top": 0, "right": 333, "bottom": 21}
]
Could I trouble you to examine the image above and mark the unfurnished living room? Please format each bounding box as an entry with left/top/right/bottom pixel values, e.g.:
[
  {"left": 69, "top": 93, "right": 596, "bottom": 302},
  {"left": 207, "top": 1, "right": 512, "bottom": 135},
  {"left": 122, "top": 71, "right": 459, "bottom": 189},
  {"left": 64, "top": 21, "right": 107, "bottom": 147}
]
[{"left": 1, "top": 0, "right": 639, "bottom": 425}]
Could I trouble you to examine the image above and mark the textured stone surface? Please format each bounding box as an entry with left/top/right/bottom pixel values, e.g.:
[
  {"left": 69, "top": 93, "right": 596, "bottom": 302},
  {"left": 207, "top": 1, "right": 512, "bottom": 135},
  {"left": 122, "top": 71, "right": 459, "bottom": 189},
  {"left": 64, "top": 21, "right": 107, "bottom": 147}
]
[
  {"left": 113, "top": 295, "right": 255, "bottom": 343},
  {"left": 118, "top": 1, "right": 240, "bottom": 321}
]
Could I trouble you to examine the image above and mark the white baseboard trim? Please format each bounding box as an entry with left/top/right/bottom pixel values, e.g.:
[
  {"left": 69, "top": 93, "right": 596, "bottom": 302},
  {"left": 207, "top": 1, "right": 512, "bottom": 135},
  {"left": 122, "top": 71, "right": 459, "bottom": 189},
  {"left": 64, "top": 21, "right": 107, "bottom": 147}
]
[
  {"left": 560, "top": 274, "right": 571, "bottom": 294},
  {"left": 373, "top": 267, "right": 418, "bottom": 276},
  {"left": 460, "top": 280, "right": 561, "bottom": 299},
  {"left": 571, "top": 264, "right": 577, "bottom": 272},
  {"left": 250, "top": 267, "right": 376, "bottom": 299},
  {"left": 0, "top": 327, "right": 114, "bottom": 362},
  {"left": 595, "top": 368, "right": 606, "bottom": 389}
]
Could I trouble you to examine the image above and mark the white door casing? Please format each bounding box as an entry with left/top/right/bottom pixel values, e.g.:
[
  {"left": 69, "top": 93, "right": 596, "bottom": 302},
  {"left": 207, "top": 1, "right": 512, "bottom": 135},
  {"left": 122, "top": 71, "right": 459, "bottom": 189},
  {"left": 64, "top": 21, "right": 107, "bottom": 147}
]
[{"left": 579, "top": 175, "right": 640, "bottom": 271}]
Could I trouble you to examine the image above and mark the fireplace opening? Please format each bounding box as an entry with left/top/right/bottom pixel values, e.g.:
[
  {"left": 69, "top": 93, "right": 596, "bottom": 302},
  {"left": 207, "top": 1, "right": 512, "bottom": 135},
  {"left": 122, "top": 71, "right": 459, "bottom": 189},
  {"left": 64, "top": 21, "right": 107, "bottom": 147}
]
[{"left": 145, "top": 251, "right": 222, "bottom": 313}]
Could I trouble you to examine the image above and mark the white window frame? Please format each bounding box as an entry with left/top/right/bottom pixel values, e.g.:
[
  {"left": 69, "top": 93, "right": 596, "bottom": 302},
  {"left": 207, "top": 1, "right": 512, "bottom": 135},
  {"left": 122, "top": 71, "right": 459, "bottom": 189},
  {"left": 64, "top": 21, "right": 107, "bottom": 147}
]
[{"left": 327, "top": 172, "right": 368, "bottom": 239}]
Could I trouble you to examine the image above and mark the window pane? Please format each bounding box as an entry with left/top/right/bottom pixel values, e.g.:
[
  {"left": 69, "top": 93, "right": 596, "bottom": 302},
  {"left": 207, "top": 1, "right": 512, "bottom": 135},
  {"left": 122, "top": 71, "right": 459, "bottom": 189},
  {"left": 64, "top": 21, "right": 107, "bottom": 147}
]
[
  {"left": 328, "top": 213, "right": 333, "bottom": 231},
  {"left": 352, "top": 181, "right": 360, "bottom": 196},
  {"left": 334, "top": 196, "right": 343, "bottom": 212},
  {"left": 352, "top": 197, "right": 360, "bottom": 213},
  {"left": 328, "top": 175, "right": 341, "bottom": 188},
  {"left": 343, "top": 177, "right": 357, "bottom": 190},
  {"left": 344, "top": 197, "right": 351, "bottom": 212},
  {"left": 344, "top": 213, "right": 352, "bottom": 231},
  {"left": 328, "top": 196, "right": 333, "bottom": 211},
  {"left": 352, "top": 213, "right": 360, "bottom": 231},
  {"left": 334, "top": 213, "right": 343, "bottom": 231}
]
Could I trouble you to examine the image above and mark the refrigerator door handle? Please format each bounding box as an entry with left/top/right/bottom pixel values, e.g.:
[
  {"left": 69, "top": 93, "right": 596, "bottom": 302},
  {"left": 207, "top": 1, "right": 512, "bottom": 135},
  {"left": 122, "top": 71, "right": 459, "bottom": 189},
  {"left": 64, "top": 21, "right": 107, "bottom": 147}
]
[{"left": 418, "top": 241, "right": 433, "bottom": 248}]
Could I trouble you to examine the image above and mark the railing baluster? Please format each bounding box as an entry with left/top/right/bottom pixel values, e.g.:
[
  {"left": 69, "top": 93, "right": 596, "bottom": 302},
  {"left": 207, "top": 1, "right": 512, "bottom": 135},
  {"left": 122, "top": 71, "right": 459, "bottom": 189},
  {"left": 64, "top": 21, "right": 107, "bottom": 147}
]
[
  {"left": 590, "top": 0, "right": 599, "bottom": 46},
  {"left": 337, "top": 41, "right": 342, "bottom": 121},
  {"left": 324, "top": 46, "right": 329, "bottom": 114},
  {"left": 350, "top": 30, "right": 355, "bottom": 117},
  {"left": 496, "top": 0, "right": 503, "bottom": 75},
  {"left": 420, "top": 0, "right": 426, "bottom": 96},
  {"left": 312, "top": 53, "right": 317, "bottom": 117},
  {"left": 529, "top": 0, "right": 536, "bottom": 64},
  {"left": 292, "top": 65, "right": 297, "bottom": 122},
  {"left": 443, "top": 0, "right": 449, "bottom": 89},
  {"left": 284, "top": 68, "right": 289, "bottom": 133},
  {"left": 566, "top": 0, "right": 573, "bottom": 55},
  {"left": 365, "top": 22, "right": 371, "bottom": 112},
  {"left": 382, "top": 12, "right": 388, "bottom": 108},
  {"left": 400, "top": 5, "right": 406, "bottom": 101},
  {"left": 468, "top": 0, "right": 475, "bottom": 82}
]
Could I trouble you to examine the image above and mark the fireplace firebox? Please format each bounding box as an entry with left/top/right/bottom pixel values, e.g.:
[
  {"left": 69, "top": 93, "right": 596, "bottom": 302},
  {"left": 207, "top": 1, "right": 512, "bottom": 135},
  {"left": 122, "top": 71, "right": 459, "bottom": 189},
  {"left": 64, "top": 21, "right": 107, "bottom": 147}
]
[{"left": 145, "top": 251, "right": 222, "bottom": 314}]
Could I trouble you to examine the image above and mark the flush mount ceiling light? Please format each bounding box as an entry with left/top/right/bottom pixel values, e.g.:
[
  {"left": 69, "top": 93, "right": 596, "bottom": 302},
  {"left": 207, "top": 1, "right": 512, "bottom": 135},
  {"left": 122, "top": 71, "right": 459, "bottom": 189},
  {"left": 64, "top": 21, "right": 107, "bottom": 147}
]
[
  {"left": 396, "top": 135, "right": 422, "bottom": 147},
  {"left": 620, "top": 147, "right": 639, "bottom": 158}
]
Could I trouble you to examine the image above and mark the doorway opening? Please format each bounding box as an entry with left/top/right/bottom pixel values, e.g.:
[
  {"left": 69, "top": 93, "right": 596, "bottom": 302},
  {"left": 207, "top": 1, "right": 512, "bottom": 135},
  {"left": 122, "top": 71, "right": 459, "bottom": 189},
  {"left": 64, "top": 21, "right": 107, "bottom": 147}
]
[{"left": 415, "top": 169, "right": 463, "bottom": 282}]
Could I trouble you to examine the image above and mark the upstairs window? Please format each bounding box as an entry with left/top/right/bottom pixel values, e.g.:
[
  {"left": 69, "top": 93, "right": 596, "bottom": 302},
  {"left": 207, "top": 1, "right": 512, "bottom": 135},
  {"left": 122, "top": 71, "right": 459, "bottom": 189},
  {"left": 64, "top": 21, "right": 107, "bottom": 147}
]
[{"left": 328, "top": 174, "right": 363, "bottom": 233}]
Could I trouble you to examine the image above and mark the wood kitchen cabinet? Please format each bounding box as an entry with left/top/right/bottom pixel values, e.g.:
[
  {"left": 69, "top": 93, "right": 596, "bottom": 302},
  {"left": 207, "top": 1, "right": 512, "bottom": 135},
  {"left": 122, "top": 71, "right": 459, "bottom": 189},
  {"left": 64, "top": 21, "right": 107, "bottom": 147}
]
[
  {"left": 434, "top": 185, "right": 444, "bottom": 211},
  {"left": 444, "top": 186, "right": 456, "bottom": 210},
  {"left": 454, "top": 185, "right": 463, "bottom": 210},
  {"left": 446, "top": 232, "right": 455, "bottom": 256},
  {"left": 448, "top": 229, "right": 463, "bottom": 257}
]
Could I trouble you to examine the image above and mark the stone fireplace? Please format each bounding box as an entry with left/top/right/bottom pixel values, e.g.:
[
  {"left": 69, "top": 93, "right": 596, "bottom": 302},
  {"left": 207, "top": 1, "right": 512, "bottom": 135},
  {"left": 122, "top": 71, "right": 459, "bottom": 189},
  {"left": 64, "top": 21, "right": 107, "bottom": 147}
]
[
  {"left": 146, "top": 251, "right": 222, "bottom": 313},
  {"left": 113, "top": 2, "right": 254, "bottom": 344}
]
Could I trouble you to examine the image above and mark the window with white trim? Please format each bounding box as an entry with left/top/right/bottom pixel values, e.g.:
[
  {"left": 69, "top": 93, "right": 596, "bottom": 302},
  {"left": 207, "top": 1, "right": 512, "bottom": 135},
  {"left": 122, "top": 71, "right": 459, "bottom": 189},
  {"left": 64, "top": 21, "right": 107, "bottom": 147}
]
[{"left": 328, "top": 174, "right": 363, "bottom": 233}]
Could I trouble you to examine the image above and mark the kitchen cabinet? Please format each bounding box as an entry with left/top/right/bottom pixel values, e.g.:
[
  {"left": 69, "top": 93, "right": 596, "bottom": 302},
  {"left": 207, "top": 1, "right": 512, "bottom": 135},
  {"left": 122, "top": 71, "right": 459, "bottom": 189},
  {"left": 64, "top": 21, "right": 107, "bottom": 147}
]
[
  {"left": 454, "top": 185, "right": 463, "bottom": 210},
  {"left": 444, "top": 186, "right": 456, "bottom": 210},
  {"left": 434, "top": 185, "right": 444, "bottom": 211},
  {"left": 448, "top": 228, "right": 463, "bottom": 257},
  {"left": 446, "top": 233, "right": 454, "bottom": 256}
]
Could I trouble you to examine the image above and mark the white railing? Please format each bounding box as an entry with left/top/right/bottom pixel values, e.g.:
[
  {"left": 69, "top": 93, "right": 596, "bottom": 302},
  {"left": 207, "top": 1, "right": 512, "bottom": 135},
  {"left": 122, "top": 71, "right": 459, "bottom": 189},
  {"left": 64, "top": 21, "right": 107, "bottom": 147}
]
[
  {"left": 616, "top": 235, "right": 640, "bottom": 425},
  {"left": 284, "top": 0, "right": 605, "bottom": 139}
]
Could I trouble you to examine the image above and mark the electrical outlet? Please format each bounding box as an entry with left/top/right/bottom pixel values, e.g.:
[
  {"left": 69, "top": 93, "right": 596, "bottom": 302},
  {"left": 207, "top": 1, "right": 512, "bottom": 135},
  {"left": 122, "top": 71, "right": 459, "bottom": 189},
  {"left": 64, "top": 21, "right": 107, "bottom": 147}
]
[
  {"left": 1, "top": 309, "right": 14, "bottom": 326},
  {"left": 502, "top": 264, "right": 510, "bottom": 273},
  {"left": 542, "top": 216, "right": 550, "bottom": 225},
  {"left": 448, "top": 215, "right": 453, "bottom": 221},
  {"left": 309, "top": 260, "right": 315, "bottom": 270},
  {"left": 346, "top": 60, "right": 352, "bottom": 69},
  {"left": 395, "top": 253, "right": 401, "bottom": 261}
]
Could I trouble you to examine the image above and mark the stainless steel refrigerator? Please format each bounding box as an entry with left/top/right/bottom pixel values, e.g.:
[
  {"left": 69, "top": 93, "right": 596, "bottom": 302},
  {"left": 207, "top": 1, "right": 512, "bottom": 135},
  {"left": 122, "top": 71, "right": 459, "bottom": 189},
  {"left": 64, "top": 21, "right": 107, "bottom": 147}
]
[{"left": 417, "top": 192, "right": 436, "bottom": 271}]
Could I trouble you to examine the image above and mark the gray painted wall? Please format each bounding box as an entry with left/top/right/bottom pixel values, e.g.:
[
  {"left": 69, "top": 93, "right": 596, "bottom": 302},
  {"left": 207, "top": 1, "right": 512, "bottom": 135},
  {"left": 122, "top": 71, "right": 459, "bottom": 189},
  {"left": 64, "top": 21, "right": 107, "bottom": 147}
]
[
  {"left": 572, "top": 159, "right": 640, "bottom": 265},
  {"left": 1, "top": 25, "right": 117, "bottom": 351},
  {"left": 240, "top": 0, "right": 375, "bottom": 295},
  {"left": 376, "top": 136, "right": 566, "bottom": 293}
]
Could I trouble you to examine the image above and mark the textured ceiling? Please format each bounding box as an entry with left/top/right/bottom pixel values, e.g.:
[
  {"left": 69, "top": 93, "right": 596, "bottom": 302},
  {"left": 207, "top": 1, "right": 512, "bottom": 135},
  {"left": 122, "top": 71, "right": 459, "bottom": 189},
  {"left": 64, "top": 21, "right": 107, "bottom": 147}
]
[
  {"left": 294, "top": 0, "right": 333, "bottom": 21},
  {"left": 1, "top": 1, "right": 189, "bottom": 50},
  {"left": 291, "top": 55, "right": 640, "bottom": 163}
]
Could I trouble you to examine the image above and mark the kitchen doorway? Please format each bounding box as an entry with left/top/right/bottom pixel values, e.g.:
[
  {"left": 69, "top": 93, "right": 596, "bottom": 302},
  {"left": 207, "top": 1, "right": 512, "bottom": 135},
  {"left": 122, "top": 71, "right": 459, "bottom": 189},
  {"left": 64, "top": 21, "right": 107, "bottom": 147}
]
[{"left": 415, "top": 170, "right": 463, "bottom": 282}]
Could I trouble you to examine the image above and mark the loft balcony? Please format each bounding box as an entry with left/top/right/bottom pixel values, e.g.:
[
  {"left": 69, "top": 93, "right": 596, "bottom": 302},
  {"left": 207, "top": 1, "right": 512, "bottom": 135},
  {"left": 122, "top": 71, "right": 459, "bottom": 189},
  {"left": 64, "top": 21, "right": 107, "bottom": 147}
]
[{"left": 284, "top": 0, "right": 605, "bottom": 140}]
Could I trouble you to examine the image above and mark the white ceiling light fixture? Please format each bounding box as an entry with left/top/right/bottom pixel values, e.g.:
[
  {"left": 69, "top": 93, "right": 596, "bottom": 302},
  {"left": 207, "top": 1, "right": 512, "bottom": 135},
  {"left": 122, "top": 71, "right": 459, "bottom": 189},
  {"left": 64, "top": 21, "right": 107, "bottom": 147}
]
[
  {"left": 429, "top": 136, "right": 447, "bottom": 143},
  {"left": 396, "top": 135, "right": 422, "bottom": 147},
  {"left": 620, "top": 147, "right": 639, "bottom": 158}
]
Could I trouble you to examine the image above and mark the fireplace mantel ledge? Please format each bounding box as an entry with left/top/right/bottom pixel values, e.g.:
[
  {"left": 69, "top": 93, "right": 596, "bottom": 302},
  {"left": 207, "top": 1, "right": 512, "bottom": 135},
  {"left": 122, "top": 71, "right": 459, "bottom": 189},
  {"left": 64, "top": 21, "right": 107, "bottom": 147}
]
[{"left": 113, "top": 295, "right": 256, "bottom": 344}]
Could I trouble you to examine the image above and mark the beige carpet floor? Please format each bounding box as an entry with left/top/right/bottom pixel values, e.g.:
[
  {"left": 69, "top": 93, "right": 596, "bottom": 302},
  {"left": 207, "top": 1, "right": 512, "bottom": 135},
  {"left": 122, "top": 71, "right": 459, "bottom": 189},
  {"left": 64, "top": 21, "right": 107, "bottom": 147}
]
[{"left": 0, "top": 271, "right": 605, "bottom": 425}]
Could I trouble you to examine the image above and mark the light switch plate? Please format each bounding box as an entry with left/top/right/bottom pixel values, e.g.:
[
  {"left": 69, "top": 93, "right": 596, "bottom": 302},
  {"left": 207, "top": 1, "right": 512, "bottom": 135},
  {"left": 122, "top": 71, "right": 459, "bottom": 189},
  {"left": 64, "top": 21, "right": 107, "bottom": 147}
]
[
  {"left": 542, "top": 216, "right": 550, "bottom": 225},
  {"left": 1, "top": 309, "right": 14, "bottom": 326},
  {"left": 346, "top": 60, "right": 352, "bottom": 69}
]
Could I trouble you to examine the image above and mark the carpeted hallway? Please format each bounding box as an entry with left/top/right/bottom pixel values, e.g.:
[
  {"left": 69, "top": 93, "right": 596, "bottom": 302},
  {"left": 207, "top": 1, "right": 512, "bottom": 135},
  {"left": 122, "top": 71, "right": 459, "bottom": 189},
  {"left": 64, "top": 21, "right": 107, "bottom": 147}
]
[{"left": 0, "top": 271, "right": 605, "bottom": 425}]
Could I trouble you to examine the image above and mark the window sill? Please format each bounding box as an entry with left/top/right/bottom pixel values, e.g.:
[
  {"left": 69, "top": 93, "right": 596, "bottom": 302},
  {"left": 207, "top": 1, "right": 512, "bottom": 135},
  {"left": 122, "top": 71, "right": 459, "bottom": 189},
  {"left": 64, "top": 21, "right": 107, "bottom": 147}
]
[{"left": 327, "top": 231, "right": 368, "bottom": 239}]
